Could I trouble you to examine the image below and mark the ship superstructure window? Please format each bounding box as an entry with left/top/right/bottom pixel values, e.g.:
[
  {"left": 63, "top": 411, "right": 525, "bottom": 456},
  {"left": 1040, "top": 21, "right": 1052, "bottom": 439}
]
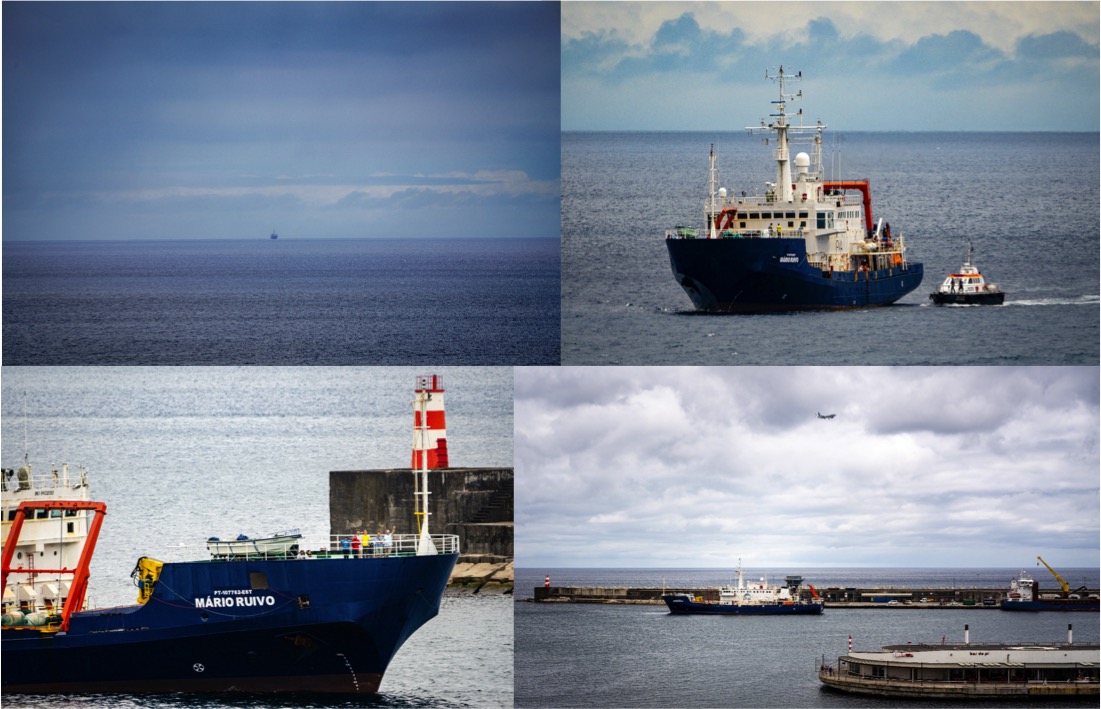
[{"left": 817, "top": 211, "right": 835, "bottom": 230}]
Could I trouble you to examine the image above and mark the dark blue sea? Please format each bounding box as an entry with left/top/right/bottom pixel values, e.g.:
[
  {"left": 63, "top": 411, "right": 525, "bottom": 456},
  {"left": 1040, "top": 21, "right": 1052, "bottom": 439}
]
[
  {"left": 3, "top": 237, "right": 560, "bottom": 366},
  {"left": 515, "top": 568, "right": 1100, "bottom": 708},
  {"left": 1, "top": 367, "right": 513, "bottom": 708},
  {"left": 562, "top": 132, "right": 1100, "bottom": 365}
]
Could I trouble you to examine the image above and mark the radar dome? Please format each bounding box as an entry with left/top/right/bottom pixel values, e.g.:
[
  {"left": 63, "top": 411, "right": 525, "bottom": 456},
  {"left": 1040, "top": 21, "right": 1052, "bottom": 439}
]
[
  {"left": 718, "top": 187, "right": 727, "bottom": 200},
  {"left": 795, "top": 152, "right": 811, "bottom": 175}
]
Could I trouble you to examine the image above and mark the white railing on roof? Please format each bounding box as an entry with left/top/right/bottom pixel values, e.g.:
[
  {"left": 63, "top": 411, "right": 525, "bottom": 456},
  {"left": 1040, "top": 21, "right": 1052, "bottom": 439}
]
[
  {"left": 325, "top": 533, "right": 459, "bottom": 557},
  {"left": 163, "top": 533, "right": 461, "bottom": 561}
]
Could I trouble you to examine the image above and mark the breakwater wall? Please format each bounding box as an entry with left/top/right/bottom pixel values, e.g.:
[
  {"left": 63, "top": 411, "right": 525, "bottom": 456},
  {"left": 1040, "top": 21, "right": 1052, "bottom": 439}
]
[
  {"left": 329, "top": 467, "right": 513, "bottom": 562},
  {"left": 451, "top": 560, "right": 514, "bottom": 593},
  {"left": 531, "top": 586, "right": 1100, "bottom": 606}
]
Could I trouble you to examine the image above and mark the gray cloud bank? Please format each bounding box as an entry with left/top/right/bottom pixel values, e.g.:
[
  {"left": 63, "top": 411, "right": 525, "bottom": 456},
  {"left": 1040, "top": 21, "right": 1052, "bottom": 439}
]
[
  {"left": 563, "top": 1, "right": 1100, "bottom": 130},
  {"left": 516, "top": 367, "right": 1099, "bottom": 568}
]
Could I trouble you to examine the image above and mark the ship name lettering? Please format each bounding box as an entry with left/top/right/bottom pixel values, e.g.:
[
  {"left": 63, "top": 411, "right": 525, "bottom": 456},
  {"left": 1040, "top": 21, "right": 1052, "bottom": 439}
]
[
  {"left": 194, "top": 595, "right": 276, "bottom": 609},
  {"left": 779, "top": 255, "right": 799, "bottom": 263}
]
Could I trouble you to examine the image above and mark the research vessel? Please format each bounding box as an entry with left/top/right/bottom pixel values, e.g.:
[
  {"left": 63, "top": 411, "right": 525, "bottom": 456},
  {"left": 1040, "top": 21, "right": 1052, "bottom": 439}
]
[
  {"left": 3, "top": 500, "right": 457, "bottom": 693},
  {"left": 665, "top": 66, "right": 923, "bottom": 312},
  {"left": 929, "top": 241, "right": 1005, "bottom": 305},
  {"left": 661, "top": 561, "right": 823, "bottom": 615},
  {"left": 2, "top": 385, "right": 460, "bottom": 694}
]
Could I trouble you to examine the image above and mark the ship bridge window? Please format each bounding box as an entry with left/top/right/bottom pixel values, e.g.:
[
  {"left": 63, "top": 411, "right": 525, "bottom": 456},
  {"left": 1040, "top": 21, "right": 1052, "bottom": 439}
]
[
  {"left": 249, "top": 572, "right": 269, "bottom": 590},
  {"left": 817, "top": 211, "right": 835, "bottom": 230},
  {"left": 785, "top": 211, "right": 795, "bottom": 219},
  {"left": 747, "top": 212, "right": 760, "bottom": 220},
  {"left": 799, "top": 211, "right": 808, "bottom": 219}
]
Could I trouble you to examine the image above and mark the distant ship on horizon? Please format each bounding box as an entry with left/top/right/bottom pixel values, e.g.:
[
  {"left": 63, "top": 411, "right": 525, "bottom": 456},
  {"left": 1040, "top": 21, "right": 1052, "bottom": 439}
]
[{"left": 270, "top": 229, "right": 278, "bottom": 240}]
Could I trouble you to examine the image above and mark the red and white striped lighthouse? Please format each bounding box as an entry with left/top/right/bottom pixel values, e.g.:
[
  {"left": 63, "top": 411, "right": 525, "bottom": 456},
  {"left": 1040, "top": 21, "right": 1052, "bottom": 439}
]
[{"left": 411, "top": 374, "right": 449, "bottom": 469}]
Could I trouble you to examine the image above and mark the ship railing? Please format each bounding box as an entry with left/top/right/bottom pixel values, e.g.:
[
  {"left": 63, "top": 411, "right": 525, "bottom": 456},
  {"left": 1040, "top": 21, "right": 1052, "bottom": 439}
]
[
  {"left": 193, "top": 533, "right": 458, "bottom": 559},
  {"left": 0, "top": 465, "right": 89, "bottom": 495},
  {"left": 324, "top": 533, "right": 459, "bottom": 557}
]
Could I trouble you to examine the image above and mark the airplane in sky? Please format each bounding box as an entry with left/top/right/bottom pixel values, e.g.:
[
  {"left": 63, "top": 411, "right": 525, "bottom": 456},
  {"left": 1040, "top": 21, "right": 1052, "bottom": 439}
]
[{"left": 817, "top": 412, "right": 836, "bottom": 419}]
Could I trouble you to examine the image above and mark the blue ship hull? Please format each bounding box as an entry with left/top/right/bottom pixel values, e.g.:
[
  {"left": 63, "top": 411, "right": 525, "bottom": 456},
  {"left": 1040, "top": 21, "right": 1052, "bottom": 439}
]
[
  {"left": 2, "top": 552, "right": 457, "bottom": 693},
  {"left": 663, "top": 594, "right": 824, "bottom": 615},
  {"left": 1000, "top": 599, "right": 1100, "bottom": 612},
  {"left": 666, "top": 237, "right": 923, "bottom": 312}
]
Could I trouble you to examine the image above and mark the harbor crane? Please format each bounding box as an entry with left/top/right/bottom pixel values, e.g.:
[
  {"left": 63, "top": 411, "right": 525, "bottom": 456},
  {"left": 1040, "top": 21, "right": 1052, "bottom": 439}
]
[{"left": 1036, "top": 555, "right": 1070, "bottom": 596}]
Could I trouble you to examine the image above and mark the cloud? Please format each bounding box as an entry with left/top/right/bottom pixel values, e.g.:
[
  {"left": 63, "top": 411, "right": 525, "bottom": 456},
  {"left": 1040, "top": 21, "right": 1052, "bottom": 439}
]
[
  {"left": 561, "top": 2, "right": 1100, "bottom": 130},
  {"left": 94, "top": 170, "right": 558, "bottom": 207},
  {"left": 893, "top": 30, "right": 1005, "bottom": 74},
  {"left": 516, "top": 367, "right": 1100, "bottom": 567}
]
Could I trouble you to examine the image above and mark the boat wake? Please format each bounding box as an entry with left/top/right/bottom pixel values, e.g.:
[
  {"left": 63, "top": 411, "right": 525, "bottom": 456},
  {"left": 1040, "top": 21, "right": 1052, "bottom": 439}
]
[{"left": 1004, "top": 295, "right": 1099, "bottom": 307}]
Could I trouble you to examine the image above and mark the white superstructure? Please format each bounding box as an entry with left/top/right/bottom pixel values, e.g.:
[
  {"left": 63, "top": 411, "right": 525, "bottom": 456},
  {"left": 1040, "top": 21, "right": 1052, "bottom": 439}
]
[
  {"left": 676, "top": 65, "right": 911, "bottom": 277},
  {"left": 2, "top": 463, "right": 92, "bottom": 620}
]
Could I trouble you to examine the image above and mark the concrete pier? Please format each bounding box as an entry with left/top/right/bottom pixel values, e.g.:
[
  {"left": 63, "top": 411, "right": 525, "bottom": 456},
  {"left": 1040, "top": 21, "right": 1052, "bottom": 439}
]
[
  {"left": 531, "top": 585, "right": 1100, "bottom": 606},
  {"left": 329, "top": 467, "right": 513, "bottom": 588}
]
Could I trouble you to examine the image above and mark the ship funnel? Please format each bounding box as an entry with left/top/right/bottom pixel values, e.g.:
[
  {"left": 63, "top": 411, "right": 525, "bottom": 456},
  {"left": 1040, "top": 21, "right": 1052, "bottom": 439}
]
[
  {"left": 411, "top": 374, "right": 448, "bottom": 469},
  {"left": 785, "top": 575, "right": 804, "bottom": 591}
]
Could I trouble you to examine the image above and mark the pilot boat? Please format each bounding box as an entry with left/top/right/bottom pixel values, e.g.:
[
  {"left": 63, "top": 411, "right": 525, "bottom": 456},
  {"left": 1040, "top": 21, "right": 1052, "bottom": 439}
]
[
  {"left": 929, "top": 241, "right": 1005, "bottom": 305},
  {"left": 665, "top": 66, "right": 922, "bottom": 312}
]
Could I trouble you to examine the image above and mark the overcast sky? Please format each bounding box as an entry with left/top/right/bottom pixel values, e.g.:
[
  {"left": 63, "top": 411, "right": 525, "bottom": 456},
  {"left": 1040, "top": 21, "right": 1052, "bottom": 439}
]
[
  {"left": 515, "top": 366, "right": 1100, "bottom": 568},
  {"left": 2, "top": 2, "right": 560, "bottom": 241},
  {"left": 563, "top": 1, "right": 1100, "bottom": 131}
]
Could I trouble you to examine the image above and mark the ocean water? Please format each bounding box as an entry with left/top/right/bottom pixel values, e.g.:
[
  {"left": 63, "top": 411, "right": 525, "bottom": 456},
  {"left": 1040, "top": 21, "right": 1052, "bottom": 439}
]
[
  {"left": 562, "top": 132, "right": 1100, "bottom": 365},
  {"left": 0, "top": 367, "right": 514, "bottom": 708},
  {"left": 515, "top": 568, "right": 1100, "bottom": 708},
  {"left": 3, "top": 237, "right": 560, "bottom": 366}
]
